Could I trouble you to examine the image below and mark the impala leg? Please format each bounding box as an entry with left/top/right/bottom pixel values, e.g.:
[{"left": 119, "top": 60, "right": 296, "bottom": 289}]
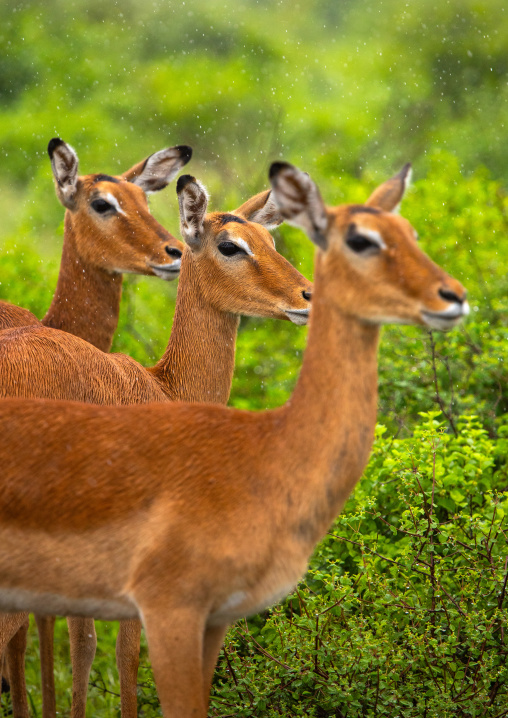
[
  {"left": 142, "top": 604, "right": 207, "bottom": 718},
  {"left": 1, "top": 612, "right": 30, "bottom": 696},
  {"left": 116, "top": 619, "right": 142, "bottom": 718},
  {"left": 35, "top": 614, "right": 56, "bottom": 718},
  {"left": 202, "top": 623, "right": 228, "bottom": 712},
  {"left": 67, "top": 617, "right": 97, "bottom": 718},
  {"left": 4, "top": 616, "right": 30, "bottom": 718},
  {"left": 1, "top": 653, "right": 7, "bottom": 693}
]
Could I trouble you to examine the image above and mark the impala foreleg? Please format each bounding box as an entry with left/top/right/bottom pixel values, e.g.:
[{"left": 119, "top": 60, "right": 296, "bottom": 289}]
[
  {"left": 67, "top": 617, "right": 97, "bottom": 718},
  {"left": 116, "top": 618, "right": 142, "bottom": 718},
  {"left": 4, "top": 616, "right": 30, "bottom": 718},
  {"left": 141, "top": 603, "right": 208, "bottom": 718},
  {"left": 35, "top": 615, "right": 57, "bottom": 718}
]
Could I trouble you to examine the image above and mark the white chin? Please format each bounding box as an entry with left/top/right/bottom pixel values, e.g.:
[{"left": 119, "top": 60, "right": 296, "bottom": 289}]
[
  {"left": 150, "top": 265, "right": 181, "bottom": 281},
  {"left": 285, "top": 310, "right": 309, "bottom": 326},
  {"left": 421, "top": 313, "right": 464, "bottom": 331}
]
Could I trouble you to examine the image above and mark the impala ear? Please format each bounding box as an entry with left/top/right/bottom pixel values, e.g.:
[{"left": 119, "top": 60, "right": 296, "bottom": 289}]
[
  {"left": 48, "top": 138, "right": 79, "bottom": 210},
  {"left": 365, "top": 163, "right": 412, "bottom": 212},
  {"left": 123, "top": 145, "right": 193, "bottom": 193},
  {"left": 233, "top": 189, "right": 284, "bottom": 229},
  {"left": 268, "top": 162, "right": 328, "bottom": 250},
  {"left": 176, "top": 175, "right": 209, "bottom": 249}
]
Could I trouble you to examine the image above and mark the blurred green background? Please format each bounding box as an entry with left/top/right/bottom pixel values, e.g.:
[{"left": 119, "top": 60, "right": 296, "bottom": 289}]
[{"left": 1, "top": 0, "right": 507, "bottom": 715}]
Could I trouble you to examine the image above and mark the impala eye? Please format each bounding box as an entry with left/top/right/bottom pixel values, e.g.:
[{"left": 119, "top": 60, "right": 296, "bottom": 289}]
[
  {"left": 218, "top": 241, "right": 246, "bottom": 257},
  {"left": 91, "top": 199, "right": 114, "bottom": 214},
  {"left": 346, "top": 234, "right": 380, "bottom": 254}
]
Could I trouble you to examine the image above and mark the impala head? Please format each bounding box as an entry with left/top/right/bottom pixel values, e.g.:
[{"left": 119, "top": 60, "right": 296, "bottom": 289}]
[
  {"left": 268, "top": 162, "right": 469, "bottom": 331},
  {"left": 176, "top": 175, "right": 312, "bottom": 324},
  {"left": 48, "top": 138, "right": 191, "bottom": 280}
]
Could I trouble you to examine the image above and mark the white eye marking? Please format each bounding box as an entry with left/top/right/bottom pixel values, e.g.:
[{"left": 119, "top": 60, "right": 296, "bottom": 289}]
[
  {"left": 230, "top": 237, "right": 254, "bottom": 256},
  {"left": 355, "top": 226, "right": 387, "bottom": 250},
  {"left": 104, "top": 193, "right": 126, "bottom": 216}
]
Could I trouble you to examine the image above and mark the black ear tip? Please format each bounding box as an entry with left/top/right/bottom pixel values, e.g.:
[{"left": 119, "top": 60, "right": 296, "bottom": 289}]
[
  {"left": 48, "top": 138, "right": 64, "bottom": 158},
  {"left": 398, "top": 162, "right": 412, "bottom": 179},
  {"left": 176, "top": 174, "right": 196, "bottom": 193},
  {"left": 175, "top": 145, "right": 193, "bottom": 163},
  {"left": 269, "top": 161, "right": 295, "bottom": 181}
]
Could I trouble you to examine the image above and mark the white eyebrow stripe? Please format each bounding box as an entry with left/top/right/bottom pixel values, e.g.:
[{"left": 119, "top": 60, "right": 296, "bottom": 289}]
[
  {"left": 230, "top": 237, "right": 254, "bottom": 256},
  {"left": 104, "top": 193, "right": 126, "bottom": 216},
  {"left": 356, "top": 226, "right": 387, "bottom": 249}
]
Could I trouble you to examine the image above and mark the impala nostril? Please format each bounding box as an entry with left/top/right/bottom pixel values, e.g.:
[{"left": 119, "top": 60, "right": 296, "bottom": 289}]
[
  {"left": 302, "top": 290, "right": 312, "bottom": 302},
  {"left": 439, "top": 288, "right": 463, "bottom": 304},
  {"left": 165, "top": 247, "right": 182, "bottom": 259}
]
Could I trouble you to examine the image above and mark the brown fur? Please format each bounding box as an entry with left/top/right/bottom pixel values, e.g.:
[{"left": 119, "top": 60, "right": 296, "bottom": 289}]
[
  {"left": 0, "top": 163, "right": 467, "bottom": 717},
  {"left": 0, "top": 302, "right": 39, "bottom": 330}
]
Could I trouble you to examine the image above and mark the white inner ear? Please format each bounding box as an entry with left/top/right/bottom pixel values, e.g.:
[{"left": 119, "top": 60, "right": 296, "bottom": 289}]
[
  {"left": 103, "top": 193, "right": 126, "bottom": 216},
  {"left": 230, "top": 237, "right": 253, "bottom": 256},
  {"left": 356, "top": 226, "right": 387, "bottom": 250},
  {"left": 54, "top": 146, "right": 78, "bottom": 180}
]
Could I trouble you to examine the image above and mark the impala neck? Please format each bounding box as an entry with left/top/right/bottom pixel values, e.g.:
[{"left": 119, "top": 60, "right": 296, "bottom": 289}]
[
  {"left": 150, "top": 249, "right": 240, "bottom": 404},
  {"left": 276, "top": 252, "right": 380, "bottom": 544},
  {"left": 42, "top": 214, "right": 123, "bottom": 352}
]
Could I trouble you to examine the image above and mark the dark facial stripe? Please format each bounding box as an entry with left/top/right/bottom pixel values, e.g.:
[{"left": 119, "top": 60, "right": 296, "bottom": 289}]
[
  {"left": 349, "top": 205, "right": 381, "bottom": 215},
  {"left": 218, "top": 213, "right": 247, "bottom": 226},
  {"left": 92, "top": 174, "right": 120, "bottom": 184}
]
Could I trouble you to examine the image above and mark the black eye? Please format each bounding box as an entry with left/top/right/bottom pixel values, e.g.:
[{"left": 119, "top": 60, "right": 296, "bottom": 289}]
[
  {"left": 218, "top": 241, "right": 246, "bottom": 257},
  {"left": 346, "top": 234, "right": 380, "bottom": 254},
  {"left": 91, "top": 199, "right": 114, "bottom": 214}
]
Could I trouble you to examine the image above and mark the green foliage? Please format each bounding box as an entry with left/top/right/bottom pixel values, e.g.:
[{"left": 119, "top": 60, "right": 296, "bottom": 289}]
[{"left": 1, "top": 0, "right": 508, "bottom": 187}]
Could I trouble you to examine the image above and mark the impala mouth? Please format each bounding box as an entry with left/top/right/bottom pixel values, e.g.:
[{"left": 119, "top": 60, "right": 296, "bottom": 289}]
[
  {"left": 149, "top": 259, "right": 181, "bottom": 280},
  {"left": 285, "top": 308, "right": 310, "bottom": 325},
  {"left": 421, "top": 301, "right": 470, "bottom": 331}
]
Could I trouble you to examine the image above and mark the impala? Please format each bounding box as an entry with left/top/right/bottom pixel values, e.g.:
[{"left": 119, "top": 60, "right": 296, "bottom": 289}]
[
  {"left": 0, "top": 161, "right": 468, "bottom": 717},
  {"left": 0, "top": 137, "right": 189, "bottom": 346},
  {"left": 0, "top": 174, "right": 312, "bottom": 718}
]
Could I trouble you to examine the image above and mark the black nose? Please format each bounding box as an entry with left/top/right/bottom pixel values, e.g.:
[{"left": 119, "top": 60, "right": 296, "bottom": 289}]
[
  {"left": 165, "top": 247, "right": 182, "bottom": 259},
  {"left": 439, "top": 288, "right": 464, "bottom": 304},
  {"left": 302, "top": 290, "right": 312, "bottom": 301}
]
